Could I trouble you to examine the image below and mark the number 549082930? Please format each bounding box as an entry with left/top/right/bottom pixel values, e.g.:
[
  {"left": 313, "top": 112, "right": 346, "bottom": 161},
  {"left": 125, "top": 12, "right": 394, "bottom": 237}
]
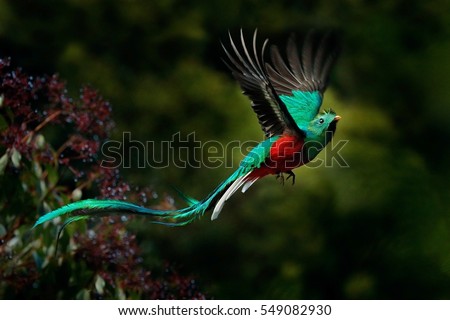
[{"left": 260, "top": 304, "right": 332, "bottom": 316}]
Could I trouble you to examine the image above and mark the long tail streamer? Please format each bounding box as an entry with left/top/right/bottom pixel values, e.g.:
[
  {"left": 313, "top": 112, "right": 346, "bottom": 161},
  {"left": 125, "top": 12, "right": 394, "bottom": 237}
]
[{"left": 33, "top": 166, "right": 256, "bottom": 230}]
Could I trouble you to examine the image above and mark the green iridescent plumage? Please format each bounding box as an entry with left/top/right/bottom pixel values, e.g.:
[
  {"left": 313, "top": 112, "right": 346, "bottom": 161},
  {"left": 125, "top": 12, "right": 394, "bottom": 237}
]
[{"left": 280, "top": 90, "right": 322, "bottom": 130}]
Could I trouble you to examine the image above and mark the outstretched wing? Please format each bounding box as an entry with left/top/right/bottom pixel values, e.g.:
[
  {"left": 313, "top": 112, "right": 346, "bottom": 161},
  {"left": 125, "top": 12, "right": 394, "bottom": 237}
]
[
  {"left": 222, "top": 29, "right": 304, "bottom": 138},
  {"left": 267, "top": 31, "right": 340, "bottom": 126}
]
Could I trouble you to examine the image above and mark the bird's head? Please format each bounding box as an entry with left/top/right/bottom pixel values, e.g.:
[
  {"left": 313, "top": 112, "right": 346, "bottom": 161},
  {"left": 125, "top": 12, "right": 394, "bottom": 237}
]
[{"left": 306, "top": 108, "right": 341, "bottom": 139}]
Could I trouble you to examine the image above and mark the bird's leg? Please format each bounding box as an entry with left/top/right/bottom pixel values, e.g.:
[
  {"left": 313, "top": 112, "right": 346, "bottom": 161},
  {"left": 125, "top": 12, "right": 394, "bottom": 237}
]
[
  {"left": 276, "top": 172, "right": 285, "bottom": 186},
  {"left": 286, "top": 170, "right": 296, "bottom": 185}
]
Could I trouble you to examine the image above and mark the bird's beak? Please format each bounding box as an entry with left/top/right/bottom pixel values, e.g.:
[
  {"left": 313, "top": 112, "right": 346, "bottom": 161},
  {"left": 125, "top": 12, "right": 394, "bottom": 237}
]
[{"left": 334, "top": 115, "right": 342, "bottom": 122}]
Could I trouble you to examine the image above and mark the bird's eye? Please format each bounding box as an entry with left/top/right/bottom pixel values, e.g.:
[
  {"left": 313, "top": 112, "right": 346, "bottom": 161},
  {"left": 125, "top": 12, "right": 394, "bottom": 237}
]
[{"left": 319, "top": 118, "right": 325, "bottom": 124}]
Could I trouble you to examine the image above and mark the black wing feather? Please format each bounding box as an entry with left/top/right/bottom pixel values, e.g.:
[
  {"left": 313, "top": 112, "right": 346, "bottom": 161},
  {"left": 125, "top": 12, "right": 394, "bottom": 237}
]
[
  {"left": 222, "top": 29, "right": 303, "bottom": 138},
  {"left": 267, "top": 30, "right": 340, "bottom": 97}
]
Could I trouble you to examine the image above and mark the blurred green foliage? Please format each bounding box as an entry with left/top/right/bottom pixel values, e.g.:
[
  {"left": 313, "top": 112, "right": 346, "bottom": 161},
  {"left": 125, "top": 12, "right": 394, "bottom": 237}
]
[{"left": 1, "top": 0, "right": 450, "bottom": 299}]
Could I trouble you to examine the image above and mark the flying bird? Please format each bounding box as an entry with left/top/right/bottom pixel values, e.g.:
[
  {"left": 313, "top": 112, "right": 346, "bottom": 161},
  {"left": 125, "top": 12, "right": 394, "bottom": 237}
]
[{"left": 34, "top": 29, "right": 341, "bottom": 229}]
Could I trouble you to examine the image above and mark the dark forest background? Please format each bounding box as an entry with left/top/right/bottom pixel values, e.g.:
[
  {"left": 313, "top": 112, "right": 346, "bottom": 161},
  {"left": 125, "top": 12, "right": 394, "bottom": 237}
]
[{"left": 1, "top": 0, "right": 450, "bottom": 299}]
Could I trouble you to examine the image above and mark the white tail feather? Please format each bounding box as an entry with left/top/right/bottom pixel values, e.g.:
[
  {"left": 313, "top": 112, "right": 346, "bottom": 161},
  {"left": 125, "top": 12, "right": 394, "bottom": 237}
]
[
  {"left": 242, "top": 177, "right": 259, "bottom": 193},
  {"left": 211, "top": 172, "right": 251, "bottom": 220}
]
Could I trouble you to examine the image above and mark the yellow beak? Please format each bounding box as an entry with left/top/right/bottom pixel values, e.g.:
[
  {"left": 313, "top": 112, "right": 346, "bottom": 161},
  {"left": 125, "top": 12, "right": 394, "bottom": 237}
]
[{"left": 334, "top": 115, "right": 342, "bottom": 121}]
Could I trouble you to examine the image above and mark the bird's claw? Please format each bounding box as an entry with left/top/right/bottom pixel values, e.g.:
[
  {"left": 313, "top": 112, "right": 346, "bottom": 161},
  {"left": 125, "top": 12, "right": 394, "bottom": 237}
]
[
  {"left": 276, "top": 172, "right": 285, "bottom": 186},
  {"left": 286, "top": 170, "right": 296, "bottom": 185},
  {"left": 276, "top": 171, "right": 296, "bottom": 186}
]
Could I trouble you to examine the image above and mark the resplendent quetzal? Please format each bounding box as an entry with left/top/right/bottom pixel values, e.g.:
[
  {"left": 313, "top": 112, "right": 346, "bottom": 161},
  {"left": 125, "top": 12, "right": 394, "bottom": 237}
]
[{"left": 34, "top": 29, "right": 341, "bottom": 229}]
